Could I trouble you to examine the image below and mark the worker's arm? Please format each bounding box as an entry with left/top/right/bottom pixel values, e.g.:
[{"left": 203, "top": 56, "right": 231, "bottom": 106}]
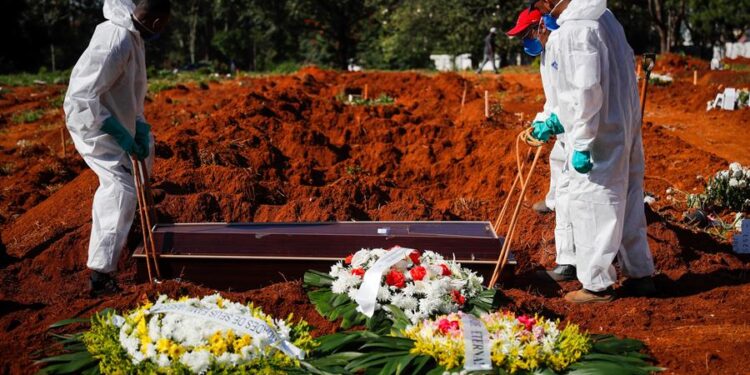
[
  {"left": 566, "top": 27, "right": 603, "bottom": 153},
  {"left": 64, "top": 28, "right": 131, "bottom": 136}
]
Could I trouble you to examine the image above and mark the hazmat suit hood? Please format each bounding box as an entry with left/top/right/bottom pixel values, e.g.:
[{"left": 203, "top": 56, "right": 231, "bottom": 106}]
[
  {"left": 557, "top": 0, "right": 607, "bottom": 25},
  {"left": 103, "top": 0, "right": 137, "bottom": 33}
]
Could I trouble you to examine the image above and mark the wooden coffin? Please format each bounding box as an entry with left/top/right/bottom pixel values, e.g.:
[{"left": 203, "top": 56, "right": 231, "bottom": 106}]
[{"left": 133, "top": 221, "right": 512, "bottom": 291}]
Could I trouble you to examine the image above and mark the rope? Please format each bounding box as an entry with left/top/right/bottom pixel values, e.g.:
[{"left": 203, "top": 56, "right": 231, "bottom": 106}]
[{"left": 488, "top": 128, "right": 545, "bottom": 287}]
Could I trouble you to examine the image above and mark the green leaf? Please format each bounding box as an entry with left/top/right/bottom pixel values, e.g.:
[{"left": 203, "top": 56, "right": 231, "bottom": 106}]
[
  {"left": 316, "top": 332, "right": 373, "bottom": 354},
  {"left": 36, "top": 351, "right": 94, "bottom": 364},
  {"left": 48, "top": 318, "right": 89, "bottom": 329},
  {"left": 569, "top": 360, "right": 661, "bottom": 375},
  {"left": 530, "top": 368, "right": 558, "bottom": 375},
  {"left": 304, "top": 270, "right": 334, "bottom": 288},
  {"left": 360, "top": 337, "right": 414, "bottom": 351},
  {"left": 392, "top": 353, "right": 417, "bottom": 375},
  {"left": 348, "top": 352, "right": 412, "bottom": 371},
  {"left": 308, "top": 351, "right": 364, "bottom": 368},
  {"left": 383, "top": 305, "right": 410, "bottom": 333},
  {"left": 36, "top": 352, "right": 98, "bottom": 374},
  {"left": 426, "top": 365, "right": 448, "bottom": 375},
  {"left": 592, "top": 336, "right": 646, "bottom": 354},
  {"left": 410, "top": 355, "right": 433, "bottom": 374},
  {"left": 466, "top": 288, "right": 502, "bottom": 315},
  {"left": 582, "top": 353, "right": 654, "bottom": 365}
]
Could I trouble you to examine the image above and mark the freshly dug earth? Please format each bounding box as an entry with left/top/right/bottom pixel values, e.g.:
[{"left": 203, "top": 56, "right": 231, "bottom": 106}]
[{"left": 1, "top": 67, "right": 749, "bottom": 375}]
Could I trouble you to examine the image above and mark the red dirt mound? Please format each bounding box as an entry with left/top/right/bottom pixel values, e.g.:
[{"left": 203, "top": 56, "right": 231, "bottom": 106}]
[
  {"left": 1, "top": 67, "right": 749, "bottom": 374},
  {"left": 652, "top": 53, "right": 709, "bottom": 76}
]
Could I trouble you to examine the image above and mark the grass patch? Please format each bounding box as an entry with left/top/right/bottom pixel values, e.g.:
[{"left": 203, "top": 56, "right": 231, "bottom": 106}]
[
  {"left": 500, "top": 65, "right": 538, "bottom": 74},
  {"left": 12, "top": 109, "right": 44, "bottom": 124},
  {"left": 47, "top": 93, "right": 65, "bottom": 108},
  {"left": 0, "top": 162, "right": 15, "bottom": 176},
  {"left": 339, "top": 93, "right": 395, "bottom": 106},
  {"left": 148, "top": 70, "right": 233, "bottom": 93},
  {"left": 727, "top": 63, "right": 750, "bottom": 72},
  {"left": 346, "top": 165, "right": 363, "bottom": 175},
  {"left": 0, "top": 70, "right": 70, "bottom": 86}
]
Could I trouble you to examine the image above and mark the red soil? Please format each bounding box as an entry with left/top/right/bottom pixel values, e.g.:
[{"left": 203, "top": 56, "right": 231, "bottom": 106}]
[
  {"left": 652, "top": 53, "right": 709, "bottom": 77},
  {"left": 1, "top": 66, "right": 749, "bottom": 374}
]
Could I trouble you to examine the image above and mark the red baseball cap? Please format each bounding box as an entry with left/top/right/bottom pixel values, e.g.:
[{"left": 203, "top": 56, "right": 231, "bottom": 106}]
[{"left": 506, "top": 8, "right": 543, "bottom": 37}]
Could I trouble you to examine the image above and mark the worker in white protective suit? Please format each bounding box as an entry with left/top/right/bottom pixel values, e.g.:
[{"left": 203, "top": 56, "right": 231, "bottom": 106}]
[
  {"left": 64, "top": 0, "right": 170, "bottom": 296},
  {"left": 506, "top": 7, "right": 577, "bottom": 282},
  {"left": 531, "top": 0, "right": 656, "bottom": 303}
]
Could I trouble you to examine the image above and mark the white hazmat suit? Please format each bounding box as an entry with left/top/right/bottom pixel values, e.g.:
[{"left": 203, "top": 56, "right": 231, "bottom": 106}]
[
  {"left": 533, "top": 32, "right": 576, "bottom": 266},
  {"left": 64, "top": 0, "right": 154, "bottom": 273},
  {"left": 545, "top": 0, "right": 655, "bottom": 291}
]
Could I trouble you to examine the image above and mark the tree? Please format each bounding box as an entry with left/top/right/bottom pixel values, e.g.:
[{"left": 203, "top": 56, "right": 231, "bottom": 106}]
[
  {"left": 290, "top": 0, "right": 384, "bottom": 70},
  {"left": 687, "top": 0, "right": 750, "bottom": 48},
  {"left": 358, "top": 0, "right": 525, "bottom": 70},
  {"left": 647, "top": 0, "right": 687, "bottom": 53}
]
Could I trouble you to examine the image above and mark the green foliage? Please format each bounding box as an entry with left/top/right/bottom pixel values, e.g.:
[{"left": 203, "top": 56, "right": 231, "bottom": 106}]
[
  {"left": 311, "top": 331, "right": 662, "bottom": 375},
  {"left": 12, "top": 109, "right": 44, "bottom": 124},
  {"left": 689, "top": 165, "right": 750, "bottom": 212},
  {"left": 0, "top": 70, "right": 70, "bottom": 86},
  {"left": 687, "top": 0, "right": 750, "bottom": 49},
  {"left": 346, "top": 165, "right": 364, "bottom": 176},
  {"left": 359, "top": 0, "right": 526, "bottom": 69},
  {"left": 341, "top": 93, "right": 396, "bottom": 106},
  {"left": 0, "top": 163, "right": 15, "bottom": 176},
  {"left": 728, "top": 64, "right": 750, "bottom": 72},
  {"left": 271, "top": 62, "right": 304, "bottom": 74},
  {"left": 47, "top": 93, "right": 65, "bottom": 108},
  {"left": 35, "top": 313, "right": 102, "bottom": 375},
  {"left": 7, "top": 0, "right": 750, "bottom": 73}
]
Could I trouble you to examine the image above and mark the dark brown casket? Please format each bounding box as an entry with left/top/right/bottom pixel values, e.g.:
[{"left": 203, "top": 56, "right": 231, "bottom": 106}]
[{"left": 133, "top": 221, "right": 512, "bottom": 291}]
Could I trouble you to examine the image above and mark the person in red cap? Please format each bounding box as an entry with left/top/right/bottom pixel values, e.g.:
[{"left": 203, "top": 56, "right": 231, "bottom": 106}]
[
  {"left": 529, "top": 0, "right": 656, "bottom": 304},
  {"left": 475, "top": 27, "right": 500, "bottom": 74},
  {"left": 507, "top": 7, "right": 576, "bottom": 284},
  {"left": 506, "top": 7, "right": 543, "bottom": 43}
]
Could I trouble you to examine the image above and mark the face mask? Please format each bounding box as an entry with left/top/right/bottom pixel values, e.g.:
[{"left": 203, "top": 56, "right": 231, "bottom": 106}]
[
  {"left": 133, "top": 14, "right": 161, "bottom": 42},
  {"left": 523, "top": 38, "right": 543, "bottom": 56},
  {"left": 144, "top": 32, "right": 161, "bottom": 42},
  {"left": 543, "top": 14, "right": 559, "bottom": 30}
]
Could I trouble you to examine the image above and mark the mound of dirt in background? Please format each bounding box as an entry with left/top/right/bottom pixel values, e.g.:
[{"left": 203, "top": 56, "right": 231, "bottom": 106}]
[
  {"left": 652, "top": 53, "right": 709, "bottom": 76},
  {"left": 1, "top": 67, "right": 749, "bottom": 374}
]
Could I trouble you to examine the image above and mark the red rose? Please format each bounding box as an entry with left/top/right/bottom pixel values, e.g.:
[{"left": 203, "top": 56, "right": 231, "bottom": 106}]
[
  {"left": 351, "top": 268, "right": 365, "bottom": 278},
  {"left": 385, "top": 269, "right": 406, "bottom": 288},
  {"left": 451, "top": 290, "right": 466, "bottom": 305},
  {"left": 437, "top": 318, "right": 452, "bottom": 334},
  {"left": 344, "top": 254, "right": 354, "bottom": 264},
  {"left": 440, "top": 264, "right": 452, "bottom": 276},
  {"left": 437, "top": 318, "right": 460, "bottom": 335},
  {"left": 410, "top": 266, "right": 427, "bottom": 281},
  {"left": 409, "top": 250, "right": 421, "bottom": 265},
  {"left": 517, "top": 315, "right": 536, "bottom": 331}
]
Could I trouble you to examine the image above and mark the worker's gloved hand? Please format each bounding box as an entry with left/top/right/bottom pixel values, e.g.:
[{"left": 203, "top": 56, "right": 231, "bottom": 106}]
[
  {"left": 531, "top": 113, "right": 565, "bottom": 142},
  {"left": 572, "top": 150, "right": 593, "bottom": 173},
  {"left": 134, "top": 120, "right": 151, "bottom": 160},
  {"left": 101, "top": 117, "right": 137, "bottom": 155}
]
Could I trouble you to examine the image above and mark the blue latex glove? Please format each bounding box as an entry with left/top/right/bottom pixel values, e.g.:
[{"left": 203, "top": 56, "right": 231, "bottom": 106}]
[
  {"left": 101, "top": 117, "right": 138, "bottom": 155},
  {"left": 531, "top": 113, "right": 565, "bottom": 142},
  {"left": 134, "top": 120, "right": 151, "bottom": 160},
  {"left": 572, "top": 150, "right": 593, "bottom": 173}
]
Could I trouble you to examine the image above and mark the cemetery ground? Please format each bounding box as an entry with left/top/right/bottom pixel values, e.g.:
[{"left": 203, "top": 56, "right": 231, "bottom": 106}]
[{"left": 1, "top": 58, "right": 749, "bottom": 374}]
